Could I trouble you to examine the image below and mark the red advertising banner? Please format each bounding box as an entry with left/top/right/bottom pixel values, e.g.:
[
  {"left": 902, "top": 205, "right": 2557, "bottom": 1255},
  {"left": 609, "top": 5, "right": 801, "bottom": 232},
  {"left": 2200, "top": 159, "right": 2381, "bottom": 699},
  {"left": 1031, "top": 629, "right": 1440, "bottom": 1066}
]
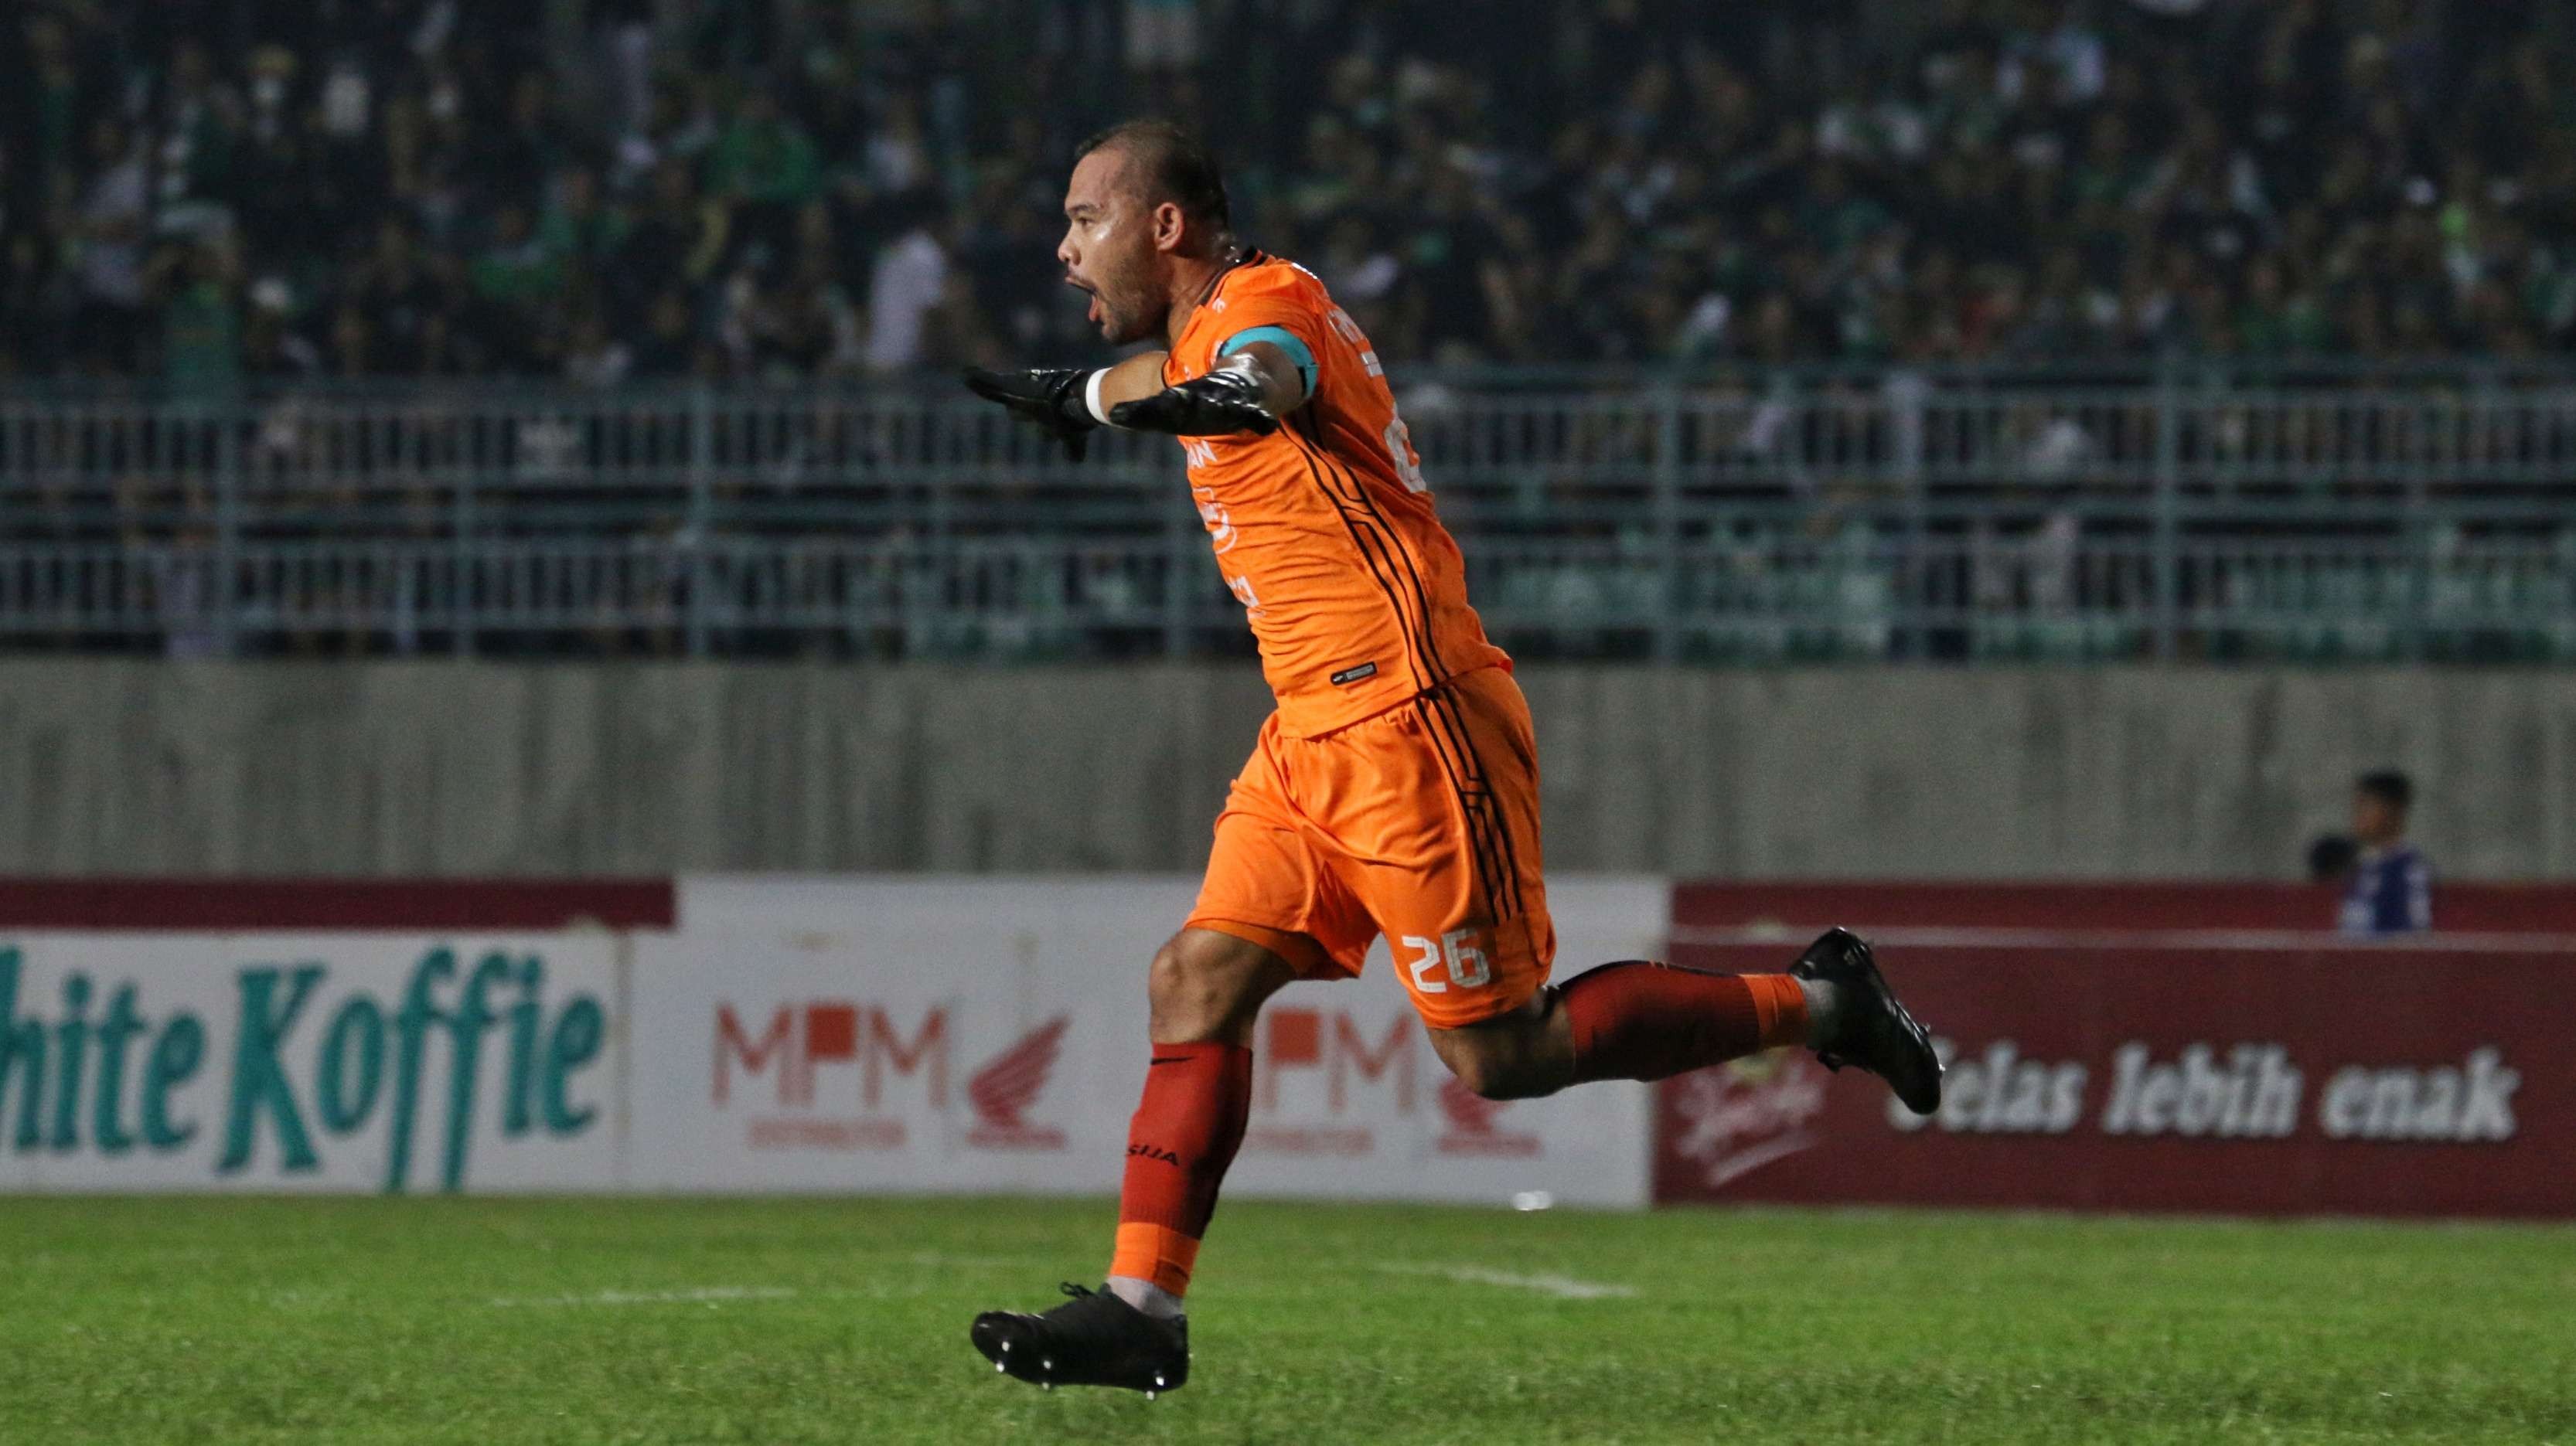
[
  {"left": 1670, "top": 880, "right": 2576, "bottom": 934},
  {"left": 1657, "top": 928, "right": 2575, "bottom": 1218}
]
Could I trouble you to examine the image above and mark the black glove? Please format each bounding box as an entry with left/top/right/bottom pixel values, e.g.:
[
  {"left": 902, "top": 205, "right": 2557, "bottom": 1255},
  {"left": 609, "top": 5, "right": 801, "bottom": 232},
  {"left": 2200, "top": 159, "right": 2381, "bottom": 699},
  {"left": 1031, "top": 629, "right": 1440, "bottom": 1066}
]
[
  {"left": 961, "top": 366, "right": 1098, "bottom": 461},
  {"left": 1109, "top": 369, "right": 1279, "bottom": 438}
]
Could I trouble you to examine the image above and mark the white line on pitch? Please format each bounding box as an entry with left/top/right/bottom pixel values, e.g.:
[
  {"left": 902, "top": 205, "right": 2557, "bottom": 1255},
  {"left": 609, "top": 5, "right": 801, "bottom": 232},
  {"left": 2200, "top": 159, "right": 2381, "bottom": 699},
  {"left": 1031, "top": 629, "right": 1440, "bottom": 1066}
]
[
  {"left": 489, "top": 1285, "right": 798, "bottom": 1308},
  {"left": 1375, "top": 1263, "right": 1636, "bottom": 1300},
  {"left": 893, "top": 1250, "right": 1043, "bottom": 1270}
]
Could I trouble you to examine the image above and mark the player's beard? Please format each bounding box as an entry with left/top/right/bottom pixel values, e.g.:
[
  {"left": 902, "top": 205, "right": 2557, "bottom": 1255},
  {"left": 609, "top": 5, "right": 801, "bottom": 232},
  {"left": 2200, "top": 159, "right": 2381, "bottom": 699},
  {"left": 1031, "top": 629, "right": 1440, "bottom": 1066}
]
[
  {"left": 1090, "top": 257, "right": 1164, "bottom": 345},
  {"left": 1096, "top": 292, "right": 1160, "bottom": 345}
]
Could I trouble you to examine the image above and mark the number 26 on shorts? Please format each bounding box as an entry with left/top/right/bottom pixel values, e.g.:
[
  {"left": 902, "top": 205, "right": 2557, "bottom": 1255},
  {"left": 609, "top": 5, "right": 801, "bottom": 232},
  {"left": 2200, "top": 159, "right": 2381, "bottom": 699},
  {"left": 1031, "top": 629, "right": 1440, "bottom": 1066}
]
[{"left": 1402, "top": 929, "right": 1491, "bottom": 994}]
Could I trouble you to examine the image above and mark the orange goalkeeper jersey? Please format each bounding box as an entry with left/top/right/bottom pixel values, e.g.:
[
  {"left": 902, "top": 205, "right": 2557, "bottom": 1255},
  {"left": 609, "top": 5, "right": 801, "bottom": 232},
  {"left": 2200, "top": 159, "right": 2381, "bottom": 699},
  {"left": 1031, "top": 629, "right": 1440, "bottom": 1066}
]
[{"left": 1163, "top": 250, "right": 1509, "bottom": 737}]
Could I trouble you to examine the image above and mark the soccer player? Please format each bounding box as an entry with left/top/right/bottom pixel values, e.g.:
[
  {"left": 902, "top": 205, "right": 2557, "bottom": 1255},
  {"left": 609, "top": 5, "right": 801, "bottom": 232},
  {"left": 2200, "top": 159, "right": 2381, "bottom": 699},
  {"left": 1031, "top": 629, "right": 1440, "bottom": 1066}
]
[{"left": 959, "top": 120, "right": 1944, "bottom": 1397}]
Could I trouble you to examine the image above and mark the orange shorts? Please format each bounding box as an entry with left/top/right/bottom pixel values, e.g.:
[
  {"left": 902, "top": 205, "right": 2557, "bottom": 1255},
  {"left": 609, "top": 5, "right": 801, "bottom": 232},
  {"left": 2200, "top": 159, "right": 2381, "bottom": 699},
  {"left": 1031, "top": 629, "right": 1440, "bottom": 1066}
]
[{"left": 1185, "top": 663, "right": 1555, "bottom": 1030}]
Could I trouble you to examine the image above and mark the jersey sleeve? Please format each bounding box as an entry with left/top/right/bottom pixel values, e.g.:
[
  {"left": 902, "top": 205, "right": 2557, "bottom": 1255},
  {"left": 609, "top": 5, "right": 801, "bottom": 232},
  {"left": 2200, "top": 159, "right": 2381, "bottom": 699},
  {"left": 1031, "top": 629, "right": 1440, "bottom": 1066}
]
[
  {"left": 1201, "top": 284, "right": 1329, "bottom": 393},
  {"left": 1215, "top": 324, "right": 1317, "bottom": 395}
]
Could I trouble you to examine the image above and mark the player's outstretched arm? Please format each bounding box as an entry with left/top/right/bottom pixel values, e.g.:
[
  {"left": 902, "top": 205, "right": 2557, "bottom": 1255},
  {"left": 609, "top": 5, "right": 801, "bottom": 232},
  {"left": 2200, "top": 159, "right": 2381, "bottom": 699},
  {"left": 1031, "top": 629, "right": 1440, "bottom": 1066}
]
[
  {"left": 959, "top": 351, "right": 1168, "bottom": 461},
  {"left": 1109, "top": 342, "right": 1306, "bottom": 439}
]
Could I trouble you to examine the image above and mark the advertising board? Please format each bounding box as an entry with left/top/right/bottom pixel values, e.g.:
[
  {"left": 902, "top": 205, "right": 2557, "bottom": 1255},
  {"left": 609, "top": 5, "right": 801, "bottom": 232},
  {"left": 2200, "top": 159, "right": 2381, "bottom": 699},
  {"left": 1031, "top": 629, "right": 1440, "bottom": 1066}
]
[
  {"left": 15, "top": 877, "right": 2561, "bottom": 1218},
  {"left": 635, "top": 876, "right": 1665, "bottom": 1206},
  {"left": 1657, "top": 924, "right": 2574, "bottom": 1217},
  {"left": 0, "top": 934, "right": 621, "bottom": 1192}
]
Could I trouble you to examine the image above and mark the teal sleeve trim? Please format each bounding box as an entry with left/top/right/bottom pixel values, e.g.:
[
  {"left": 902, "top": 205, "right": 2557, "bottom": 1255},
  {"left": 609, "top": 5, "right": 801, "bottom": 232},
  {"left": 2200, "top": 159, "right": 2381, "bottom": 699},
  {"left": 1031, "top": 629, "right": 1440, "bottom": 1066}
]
[{"left": 1217, "top": 325, "right": 1317, "bottom": 397}]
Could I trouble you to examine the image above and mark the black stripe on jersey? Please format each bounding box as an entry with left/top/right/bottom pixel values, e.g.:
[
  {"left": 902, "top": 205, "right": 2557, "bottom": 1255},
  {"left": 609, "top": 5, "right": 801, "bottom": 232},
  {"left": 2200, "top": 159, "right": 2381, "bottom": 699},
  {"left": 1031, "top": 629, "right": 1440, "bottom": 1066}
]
[
  {"left": 1285, "top": 428, "right": 1433, "bottom": 696},
  {"left": 1284, "top": 413, "right": 1436, "bottom": 681},
  {"left": 1426, "top": 679, "right": 1521, "bottom": 920},
  {"left": 1288, "top": 409, "right": 1453, "bottom": 682},
  {"left": 1413, "top": 690, "right": 1515, "bottom": 923},
  {"left": 1286, "top": 410, "right": 1526, "bottom": 915},
  {"left": 1274, "top": 372, "right": 1521, "bottom": 919},
  {"left": 1283, "top": 422, "right": 1437, "bottom": 697},
  {"left": 1282, "top": 407, "right": 1524, "bottom": 918},
  {"left": 1426, "top": 681, "right": 1529, "bottom": 919}
]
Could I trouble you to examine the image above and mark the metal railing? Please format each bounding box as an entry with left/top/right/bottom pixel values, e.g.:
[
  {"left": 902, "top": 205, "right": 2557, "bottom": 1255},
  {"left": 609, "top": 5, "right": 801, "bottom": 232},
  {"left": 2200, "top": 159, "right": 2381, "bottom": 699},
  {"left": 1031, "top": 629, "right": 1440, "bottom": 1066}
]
[{"left": 3, "top": 365, "right": 2573, "bottom": 662}]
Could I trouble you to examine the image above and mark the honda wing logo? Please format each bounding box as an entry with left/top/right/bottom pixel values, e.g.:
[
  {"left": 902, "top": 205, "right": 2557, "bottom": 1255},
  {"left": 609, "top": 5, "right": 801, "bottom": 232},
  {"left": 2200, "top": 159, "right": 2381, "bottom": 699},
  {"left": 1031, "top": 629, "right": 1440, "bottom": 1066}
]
[
  {"left": 966, "top": 1017, "right": 1072, "bottom": 1149},
  {"left": 713, "top": 1001, "right": 1066, "bottom": 1153}
]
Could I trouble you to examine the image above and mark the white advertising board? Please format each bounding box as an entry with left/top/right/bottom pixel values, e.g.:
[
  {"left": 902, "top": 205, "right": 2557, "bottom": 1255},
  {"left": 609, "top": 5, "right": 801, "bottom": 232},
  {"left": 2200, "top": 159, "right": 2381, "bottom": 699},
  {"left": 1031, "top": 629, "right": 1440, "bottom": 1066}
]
[
  {"left": 633, "top": 876, "right": 1665, "bottom": 1206},
  {"left": 0, "top": 934, "right": 622, "bottom": 1192}
]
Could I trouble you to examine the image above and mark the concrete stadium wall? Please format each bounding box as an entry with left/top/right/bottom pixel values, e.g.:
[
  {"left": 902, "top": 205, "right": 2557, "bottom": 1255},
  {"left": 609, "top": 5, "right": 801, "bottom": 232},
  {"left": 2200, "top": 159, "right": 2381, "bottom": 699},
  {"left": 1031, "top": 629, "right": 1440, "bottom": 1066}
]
[{"left": 1, "top": 662, "right": 2569, "bottom": 880}]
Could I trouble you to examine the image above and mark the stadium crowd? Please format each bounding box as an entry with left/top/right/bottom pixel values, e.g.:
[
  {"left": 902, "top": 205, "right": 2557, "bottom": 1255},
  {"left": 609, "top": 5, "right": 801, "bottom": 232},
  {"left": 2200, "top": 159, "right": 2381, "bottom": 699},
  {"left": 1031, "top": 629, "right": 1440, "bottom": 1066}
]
[{"left": 2, "top": 0, "right": 2570, "bottom": 393}]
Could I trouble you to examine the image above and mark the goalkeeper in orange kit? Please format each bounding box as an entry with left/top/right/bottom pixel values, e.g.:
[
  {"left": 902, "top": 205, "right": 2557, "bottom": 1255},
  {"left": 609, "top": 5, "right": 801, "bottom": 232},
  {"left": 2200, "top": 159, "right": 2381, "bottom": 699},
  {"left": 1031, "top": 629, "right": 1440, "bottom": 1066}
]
[{"left": 959, "top": 120, "right": 1944, "bottom": 1397}]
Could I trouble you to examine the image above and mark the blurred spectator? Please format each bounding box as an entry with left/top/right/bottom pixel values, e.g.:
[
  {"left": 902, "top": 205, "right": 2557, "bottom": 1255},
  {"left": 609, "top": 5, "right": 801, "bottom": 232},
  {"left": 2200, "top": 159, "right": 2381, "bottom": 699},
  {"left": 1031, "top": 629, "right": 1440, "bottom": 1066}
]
[
  {"left": 591, "top": 0, "right": 658, "bottom": 142},
  {"left": 468, "top": 202, "right": 560, "bottom": 373},
  {"left": 2338, "top": 770, "right": 2432, "bottom": 935},
  {"left": 348, "top": 218, "right": 455, "bottom": 375},
  {"left": 707, "top": 86, "right": 819, "bottom": 257},
  {"left": 73, "top": 117, "right": 153, "bottom": 373},
  {"left": 4, "top": 0, "right": 2576, "bottom": 383},
  {"left": 151, "top": 233, "right": 245, "bottom": 402},
  {"left": 863, "top": 189, "right": 949, "bottom": 375},
  {"left": 1130, "top": 0, "right": 1203, "bottom": 74}
]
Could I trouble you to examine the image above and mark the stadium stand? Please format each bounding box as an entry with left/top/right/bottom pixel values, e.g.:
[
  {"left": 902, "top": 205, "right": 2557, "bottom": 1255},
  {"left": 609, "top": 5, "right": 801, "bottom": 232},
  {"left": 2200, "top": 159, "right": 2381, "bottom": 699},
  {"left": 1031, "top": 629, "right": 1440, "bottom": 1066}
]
[
  {"left": 4, "top": 1, "right": 2573, "bottom": 377},
  {"left": 0, "top": 1, "right": 2570, "bottom": 663}
]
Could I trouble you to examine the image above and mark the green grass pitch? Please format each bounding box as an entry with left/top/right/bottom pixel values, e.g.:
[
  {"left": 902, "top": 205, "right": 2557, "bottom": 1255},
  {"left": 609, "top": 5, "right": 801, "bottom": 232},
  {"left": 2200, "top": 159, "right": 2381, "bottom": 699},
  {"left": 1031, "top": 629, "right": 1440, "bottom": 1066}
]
[{"left": 5, "top": 1196, "right": 2571, "bottom": 1444}]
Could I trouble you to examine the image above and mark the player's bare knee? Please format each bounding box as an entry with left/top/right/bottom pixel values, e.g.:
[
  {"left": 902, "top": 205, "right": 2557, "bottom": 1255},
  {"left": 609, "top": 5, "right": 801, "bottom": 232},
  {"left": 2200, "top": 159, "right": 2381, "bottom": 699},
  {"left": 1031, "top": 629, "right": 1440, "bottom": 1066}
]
[
  {"left": 1147, "top": 930, "right": 1288, "bottom": 1043},
  {"left": 1443, "top": 1050, "right": 1506, "bottom": 1100},
  {"left": 1442, "top": 1047, "right": 1542, "bottom": 1101},
  {"left": 1432, "top": 1029, "right": 1558, "bottom": 1101},
  {"left": 1145, "top": 938, "right": 1215, "bottom": 1039},
  {"left": 1431, "top": 996, "right": 1573, "bottom": 1100}
]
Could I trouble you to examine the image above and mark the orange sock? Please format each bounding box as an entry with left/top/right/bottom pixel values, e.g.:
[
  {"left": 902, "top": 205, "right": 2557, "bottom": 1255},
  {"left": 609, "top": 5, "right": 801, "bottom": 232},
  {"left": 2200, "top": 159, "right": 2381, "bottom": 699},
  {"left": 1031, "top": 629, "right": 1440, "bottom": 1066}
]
[
  {"left": 1743, "top": 972, "right": 1811, "bottom": 1049},
  {"left": 1561, "top": 961, "right": 1809, "bottom": 1083},
  {"left": 1109, "top": 1223, "right": 1202, "bottom": 1297}
]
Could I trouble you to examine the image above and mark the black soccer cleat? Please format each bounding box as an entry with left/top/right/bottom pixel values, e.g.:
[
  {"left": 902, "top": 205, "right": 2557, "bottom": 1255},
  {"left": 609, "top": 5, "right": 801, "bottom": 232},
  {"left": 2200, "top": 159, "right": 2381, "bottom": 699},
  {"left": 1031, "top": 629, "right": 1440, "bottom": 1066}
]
[
  {"left": 1791, "top": 927, "right": 1944, "bottom": 1116},
  {"left": 970, "top": 1284, "right": 1190, "bottom": 1397}
]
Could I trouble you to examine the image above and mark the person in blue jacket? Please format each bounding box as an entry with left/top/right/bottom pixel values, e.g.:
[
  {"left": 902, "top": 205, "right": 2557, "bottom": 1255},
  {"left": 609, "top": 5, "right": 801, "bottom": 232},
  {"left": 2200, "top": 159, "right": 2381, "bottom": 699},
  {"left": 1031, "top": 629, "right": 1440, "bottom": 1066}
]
[{"left": 2338, "top": 770, "right": 2431, "bottom": 934}]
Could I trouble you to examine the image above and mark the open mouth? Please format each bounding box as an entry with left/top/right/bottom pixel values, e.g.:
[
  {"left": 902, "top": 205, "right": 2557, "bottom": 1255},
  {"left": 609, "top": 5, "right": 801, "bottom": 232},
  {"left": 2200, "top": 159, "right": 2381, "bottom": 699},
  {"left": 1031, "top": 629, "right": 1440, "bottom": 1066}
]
[{"left": 1067, "top": 276, "right": 1102, "bottom": 326}]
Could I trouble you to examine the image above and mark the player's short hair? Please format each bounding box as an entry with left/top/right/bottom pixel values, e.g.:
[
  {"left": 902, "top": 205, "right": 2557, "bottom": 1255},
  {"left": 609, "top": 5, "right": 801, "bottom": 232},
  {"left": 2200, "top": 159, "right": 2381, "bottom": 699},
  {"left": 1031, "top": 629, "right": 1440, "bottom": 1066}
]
[
  {"left": 1075, "top": 118, "right": 1232, "bottom": 232},
  {"left": 2356, "top": 770, "right": 2414, "bottom": 810}
]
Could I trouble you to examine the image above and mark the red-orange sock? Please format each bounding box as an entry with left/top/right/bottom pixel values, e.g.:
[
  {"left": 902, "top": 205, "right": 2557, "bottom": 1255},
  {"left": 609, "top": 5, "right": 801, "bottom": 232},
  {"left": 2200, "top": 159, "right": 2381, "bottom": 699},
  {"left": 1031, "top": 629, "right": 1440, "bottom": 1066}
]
[
  {"left": 1106, "top": 1041, "right": 1250, "bottom": 1299},
  {"left": 1560, "top": 961, "right": 1809, "bottom": 1083}
]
